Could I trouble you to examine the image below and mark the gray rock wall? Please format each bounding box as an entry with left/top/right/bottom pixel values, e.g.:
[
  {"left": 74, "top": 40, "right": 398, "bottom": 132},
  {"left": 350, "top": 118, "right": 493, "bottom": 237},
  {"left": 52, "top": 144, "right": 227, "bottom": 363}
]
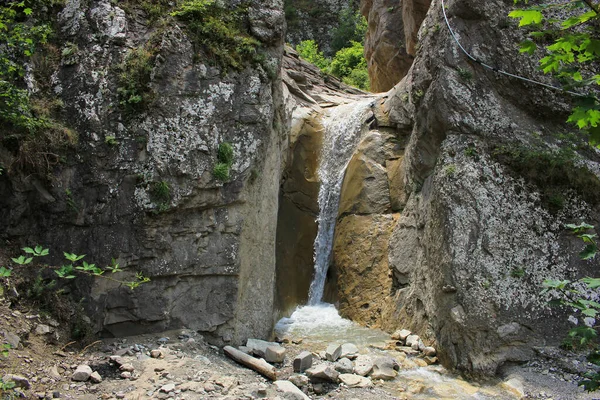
[
  {"left": 376, "top": 0, "right": 600, "bottom": 375},
  {"left": 0, "top": 0, "right": 286, "bottom": 344}
]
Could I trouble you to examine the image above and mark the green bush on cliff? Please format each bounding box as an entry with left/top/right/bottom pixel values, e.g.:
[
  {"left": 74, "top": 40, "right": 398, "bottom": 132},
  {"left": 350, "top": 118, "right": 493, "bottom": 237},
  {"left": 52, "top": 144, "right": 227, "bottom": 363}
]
[
  {"left": 213, "top": 142, "right": 234, "bottom": 182},
  {"left": 296, "top": 40, "right": 370, "bottom": 91},
  {"left": 117, "top": 47, "right": 154, "bottom": 112},
  {"left": 171, "top": 0, "right": 261, "bottom": 71},
  {"left": 331, "top": 7, "right": 368, "bottom": 54}
]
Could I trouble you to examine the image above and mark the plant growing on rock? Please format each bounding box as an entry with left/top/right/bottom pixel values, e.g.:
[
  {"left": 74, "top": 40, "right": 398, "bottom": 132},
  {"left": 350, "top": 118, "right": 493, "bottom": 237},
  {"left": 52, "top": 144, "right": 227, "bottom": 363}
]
[
  {"left": 213, "top": 142, "right": 235, "bottom": 182},
  {"left": 171, "top": 0, "right": 261, "bottom": 71},
  {"left": 117, "top": 47, "right": 154, "bottom": 113},
  {"left": 542, "top": 222, "right": 600, "bottom": 391},
  {"left": 510, "top": 0, "right": 600, "bottom": 146},
  {"left": 1, "top": 246, "right": 150, "bottom": 291}
]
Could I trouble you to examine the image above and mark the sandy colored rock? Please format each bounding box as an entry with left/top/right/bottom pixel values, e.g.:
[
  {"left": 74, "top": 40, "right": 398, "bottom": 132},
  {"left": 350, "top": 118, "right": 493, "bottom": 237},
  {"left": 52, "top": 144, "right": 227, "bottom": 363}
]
[
  {"left": 71, "top": 365, "right": 92, "bottom": 382},
  {"left": 339, "top": 373, "right": 372, "bottom": 388}
]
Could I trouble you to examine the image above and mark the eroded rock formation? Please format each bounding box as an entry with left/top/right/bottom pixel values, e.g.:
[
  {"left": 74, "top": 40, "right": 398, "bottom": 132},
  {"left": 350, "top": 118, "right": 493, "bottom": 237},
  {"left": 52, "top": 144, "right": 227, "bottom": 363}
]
[
  {"left": 0, "top": 0, "right": 286, "bottom": 345},
  {"left": 361, "top": 0, "right": 431, "bottom": 92},
  {"left": 333, "top": 0, "right": 600, "bottom": 375}
]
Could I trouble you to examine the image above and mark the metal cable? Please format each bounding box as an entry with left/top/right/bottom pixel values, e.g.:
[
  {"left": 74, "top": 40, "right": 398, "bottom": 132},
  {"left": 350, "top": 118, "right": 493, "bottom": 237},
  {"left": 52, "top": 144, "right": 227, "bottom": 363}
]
[{"left": 440, "top": 0, "right": 589, "bottom": 97}]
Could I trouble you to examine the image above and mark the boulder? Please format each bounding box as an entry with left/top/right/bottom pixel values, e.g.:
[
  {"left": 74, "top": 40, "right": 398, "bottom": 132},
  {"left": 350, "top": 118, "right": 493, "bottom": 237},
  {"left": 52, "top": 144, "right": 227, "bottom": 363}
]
[
  {"left": 391, "top": 329, "right": 412, "bottom": 342},
  {"left": 246, "top": 339, "right": 281, "bottom": 358},
  {"left": 405, "top": 335, "right": 420, "bottom": 348},
  {"left": 370, "top": 365, "right": 397, "bottom": 381},
  {"left": 2, "top": 374, "right": 30, "bottom": 389}
]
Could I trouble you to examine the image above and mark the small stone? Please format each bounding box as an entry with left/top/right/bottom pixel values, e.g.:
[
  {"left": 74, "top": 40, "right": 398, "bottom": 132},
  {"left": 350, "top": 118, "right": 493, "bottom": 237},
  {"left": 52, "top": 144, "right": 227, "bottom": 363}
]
[
  {"left": 115, "top": 392, "right": 126, "bottom": 399},
  {"left": 340, "top": 343, "right": 359, "bottom": 359},
  {"left": 422, "top": 346, "right": 436, "bottom": 357},
  {"left": 3, "top": 374, "right": 30, "bottom": 389},
  {"left": 306, "top": 364, "right": 339, "bottom": 383},
  {"left": 288, "top": 374, "right": 309, "bottom": 388},
  {"left": 293, "top": 351, "right": 313, "bottom": 373},
  {"left": 391, "top": 329, "right": 412, "bottom": 342},
  {"left": 52, "top": 391, "right": 60, "bottom": 398},
  {"left": 374, "top": 356, "right": 399, "bottom": 371},
  {"left": 157, "top": 337, "right": 169, "bottom": 344},
  {"left": 120, "top": 372, "right": 131, "bottom": 379},
  {"left": 35, "top": 324, "right": 52, "bottom": 335},
  {"left": 89, "top": 371, "right": 102, "bottom": 383},
  {"left": 265, "top": 345, "right": 286, "bottom": 363},
  {"left": 119, "top": 363, "right": 135, "bottom": 372},
  {"left": 370, "top": 366, "right": 397, "bottom": 380},
  {"left": 424, "top": 356, "right": 437, "bottom": 365},
  {"left": 353, "top": 355, "right": 373, "bottom": 376},
  {"left": 238, "top": 346, "right": 251, "bottom": 354},
  {"left": 273, "top": 380, "right": 310, "bottom": 400},
  {"left": 48, "top": 365, "right": 61, "bottom": 379},
  {"left": 109, "top": 356, "right": 124, "bottom": 365},
  {"left": 339, "top": 374, "right": 372, "bottom": 388},
  {"left": 312, "top": 383, "right": 325, "bottom": 394},
  {"left": 414, "top": 358, "right": 428, "bottom": 367},
  {"left": 334, "top": 358, "right": 354, "bottom": 374},
  {"left": 71, "top": 365, "right": 92, "bottom": 382},
  {"left": 3, "top": 331, "right": 20, "bottom": 348},
  {"left": 246, "top": 338, "right": 280, "bottom": 358},
  {"left": 160, "top": 383, "right": 175, "bottom": 393},
  {"left": 204, "top": 382, "right": 216, "bottom": 392},
  {"left": 405, "top": 335, "right": 420, "bottom": 348},
  {"left": 292, "top": 338, "right": 303, "bottom": 345},
  {"left": 150, "top": 349, "right": 164, "bottom": 359},
  {"left": 325, "top": 343, "right": 342, "bottom": 361}
]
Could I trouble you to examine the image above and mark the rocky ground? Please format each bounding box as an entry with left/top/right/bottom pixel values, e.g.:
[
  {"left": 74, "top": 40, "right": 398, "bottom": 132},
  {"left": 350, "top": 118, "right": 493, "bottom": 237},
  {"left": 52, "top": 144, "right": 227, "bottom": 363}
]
[{"left": 1, "top": 297, "right": 599, "bottom": 400}]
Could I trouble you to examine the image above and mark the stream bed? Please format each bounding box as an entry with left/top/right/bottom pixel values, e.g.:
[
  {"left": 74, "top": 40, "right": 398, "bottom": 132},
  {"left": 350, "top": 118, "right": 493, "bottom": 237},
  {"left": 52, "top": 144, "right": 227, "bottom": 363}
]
[{"left": 275, "top": 303, "right": 522, "bottom": 399}]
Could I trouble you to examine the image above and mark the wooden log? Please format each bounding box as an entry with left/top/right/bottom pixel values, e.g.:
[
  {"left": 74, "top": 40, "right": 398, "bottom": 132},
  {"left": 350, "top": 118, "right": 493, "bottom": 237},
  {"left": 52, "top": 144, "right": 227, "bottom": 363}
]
[{"left": 223, "top": 346, "right": 277, "bottom": 380}]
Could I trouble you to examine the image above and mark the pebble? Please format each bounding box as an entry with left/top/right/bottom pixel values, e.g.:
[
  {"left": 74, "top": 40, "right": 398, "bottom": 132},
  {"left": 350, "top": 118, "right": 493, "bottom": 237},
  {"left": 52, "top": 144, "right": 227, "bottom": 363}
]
[
  {"left": 151, "top": 349, "right": 165, "bottom": 359},
  {"left": 34, "top": 324, "right": 52, "bottom": 335},
  {"left": 71, "top": 366, "right": 92, "bottom": 382},
  {"left": 89, "top": 371, "right": 102, "bottom": 383},
  {"left": 423, "top": 346, "right": 436, "bottom": 356},
  {"left": 120, "top": 372, "right": 131, "bottom": 379},
  {"left": 289, "top": 374, "right": 309, "bottom": 388},
  {"left": 119, "top": 363, "right": 135, "bottom": 372},
  {"left": 340, "top": 343, "right": 358, "bottom": 359},
  {"left": 405, "top": 335, "right": 420, "bottom": 348},
  {"left": 391, "top": 329, "right": 412, "bottom": 342},
  {"left": 160, "top": 383, "right": 175, "bottom": 393},
  {"left": 3, "top": 374, "right": 31, "bottom": 389}
]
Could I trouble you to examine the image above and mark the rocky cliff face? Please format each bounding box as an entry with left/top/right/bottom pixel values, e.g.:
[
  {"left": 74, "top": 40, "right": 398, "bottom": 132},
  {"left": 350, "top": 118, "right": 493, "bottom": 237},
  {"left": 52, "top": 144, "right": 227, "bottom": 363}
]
[
  {"left": 329, "top": 0, "right": 600, "bottom": 375},
  {"left": 0, "top": 0, "right": 286, "bottom": 345},
  {"left": 284, "top": 0, "right": 358, "bottom": 56},
  {"left": 361, "top": 0, "right": 431, "bottom": 92}
]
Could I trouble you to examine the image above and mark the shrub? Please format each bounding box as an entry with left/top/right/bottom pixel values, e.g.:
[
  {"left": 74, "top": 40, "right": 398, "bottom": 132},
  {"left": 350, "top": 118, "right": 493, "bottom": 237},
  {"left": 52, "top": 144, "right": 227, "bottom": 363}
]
[
  {"left": 171, "top": 0, "right": 261, "bottom": 71},
  {"left": 217, "top": 142, "right": 234, "bottom": 164},
  {"left": 329, "top": 41, "right": 370, "bottom": 91},
  {"left": 331, "top": 7, "right": 368, "bottom": 54},
  {"left": 117, "top": 47, "right": 154, "bottom": 113},
  {"left": 150, "top": 180, "right": 170, "bottom": 203},
  {"left": 296, "top": 40, "right": 331, "bottom": 70},
  {"left": 213, "top": 162, "right": 230, "bottom": 181}
]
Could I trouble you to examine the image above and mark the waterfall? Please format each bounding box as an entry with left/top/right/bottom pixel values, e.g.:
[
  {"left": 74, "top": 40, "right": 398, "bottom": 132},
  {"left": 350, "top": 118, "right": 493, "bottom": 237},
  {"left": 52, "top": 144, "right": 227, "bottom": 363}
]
[{"left": 307, "top": 99, "right": 374, "bottom": 305}]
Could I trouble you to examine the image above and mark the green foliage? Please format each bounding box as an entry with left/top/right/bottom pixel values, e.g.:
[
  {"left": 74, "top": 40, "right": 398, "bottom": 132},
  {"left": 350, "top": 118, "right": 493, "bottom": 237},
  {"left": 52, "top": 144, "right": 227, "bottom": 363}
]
[
  {"left": 296, "top": 38, "right": 370, "bottom": 91},
  {"left": 543, "top": 222, "right": 600, "bottom": 391},
  {"left": 296, "top": 40, "right": 330, "bottom": 70},
  {"left": 0, "top": 246, "right": 150, "bottom": 292},
  {"left": 1, "top": 344, "right": 10, "bottom": 358},
  {"left": 118, "top": 0, "right": 173, "bottom": 23},
  {"left": 171, "top": 0, "right": 261, "bottom": 71},
  {"left": 117, "top": 47, "right": 154, "bottom": 113},
  {"left": 213, "top": 162, "right": 230, "bottom": 181},
  {"left": 150, "top": 180, "right": 170, "bottom": 202},
  {"left": 213, "top": 141, "right": 235, "bottom": 181},
  {"left": 61, "top": 41, "right": 78, "bottom": 65},
  {"left": 457, "top": 67, "right": 473, "bottom": 81},
  {"left": 509, "top": 1, "right": 600, "bottom": 146},
  {"left": 105, "top": 135, "right": 118, "bottom": 146},
  {"left": 331, "top": 7, "right": 367, "bottom": 54},
  {"left": 510, "top": 267, "right": 526, "bottom": 278},
  {"left": 217, "top": 142, "right": 234, "bottom": 165},
  {"left": 0, "top": 1, "right": 53, "bottom": 132}
]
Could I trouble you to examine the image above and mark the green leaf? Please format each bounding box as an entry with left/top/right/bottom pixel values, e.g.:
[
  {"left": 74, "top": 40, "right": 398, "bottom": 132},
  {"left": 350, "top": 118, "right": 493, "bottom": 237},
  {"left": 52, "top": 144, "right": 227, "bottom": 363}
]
[
  {"left": 509, "top": 9, "right": 543, "bottom": 26},
  {"left": 519, "top": 40, "right": 537, "bottom": 55},
  {"left": 23, "top": 8, "right": 32, "bottom": 16},
  {"left": 582, "top": 308, "right": 597, "bottom": 317},
  {"left": 580, "top": 244, "right": 598, "bottom": 260},
  {"left": 581, "top": 277, "right": 600, "bottom": 288},
  {"left": 22, "top": 247, "right": 35, "bottom": 254},
  {"left": 0, "top": 267, "right": 12, "bottom": 278},
  {"left": 566, "top": 222, "right": 594, "bottom": 233}
]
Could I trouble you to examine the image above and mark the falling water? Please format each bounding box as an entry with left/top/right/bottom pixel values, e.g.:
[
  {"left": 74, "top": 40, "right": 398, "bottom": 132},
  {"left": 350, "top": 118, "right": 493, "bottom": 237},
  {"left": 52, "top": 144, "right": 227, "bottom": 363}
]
[{"left": 307, "top": 99, "right": 374, "bottom": 305}]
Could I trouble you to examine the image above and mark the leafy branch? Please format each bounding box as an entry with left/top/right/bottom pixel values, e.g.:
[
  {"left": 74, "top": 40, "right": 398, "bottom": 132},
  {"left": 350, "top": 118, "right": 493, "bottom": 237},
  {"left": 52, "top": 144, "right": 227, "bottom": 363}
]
[
  {"left": 510, "top": 0, "right": 600, "bottom": 145},
  {"left": 1, "top": 246, "right": 150, "bottom": 290}
]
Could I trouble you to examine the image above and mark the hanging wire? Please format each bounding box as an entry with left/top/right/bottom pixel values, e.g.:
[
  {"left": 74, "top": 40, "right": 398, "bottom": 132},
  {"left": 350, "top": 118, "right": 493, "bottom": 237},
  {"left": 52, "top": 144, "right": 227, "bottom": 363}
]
[{"left": 440, "top": 0, "right": 589, "bottom": 97}]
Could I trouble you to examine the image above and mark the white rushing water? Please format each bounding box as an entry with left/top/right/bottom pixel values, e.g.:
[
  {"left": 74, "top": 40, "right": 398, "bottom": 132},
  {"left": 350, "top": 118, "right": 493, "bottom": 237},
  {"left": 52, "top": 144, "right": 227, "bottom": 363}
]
[{"left": 307, "top": 99, "right": 374, "bottom": 305}]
